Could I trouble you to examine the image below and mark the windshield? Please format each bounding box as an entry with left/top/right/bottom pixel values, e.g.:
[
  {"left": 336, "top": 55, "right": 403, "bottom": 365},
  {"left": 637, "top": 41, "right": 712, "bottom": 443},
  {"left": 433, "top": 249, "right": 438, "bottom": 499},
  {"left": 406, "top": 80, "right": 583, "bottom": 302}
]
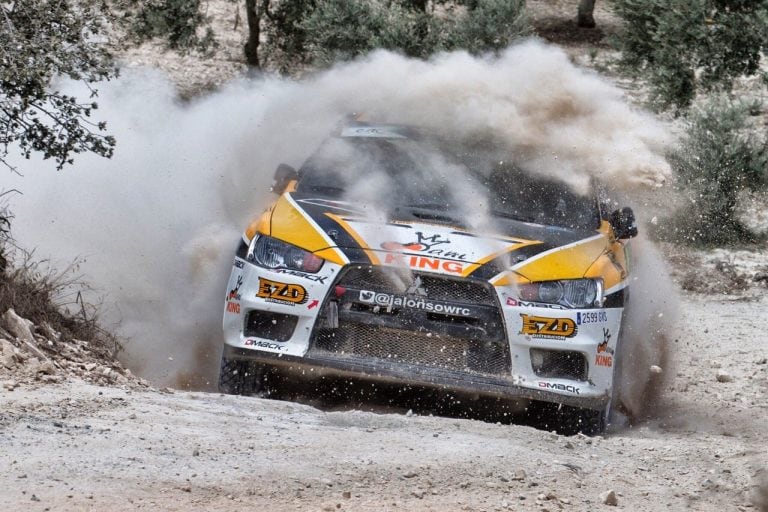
[{"left": 296, "top": 131, "right": 600, "bottom": 231}]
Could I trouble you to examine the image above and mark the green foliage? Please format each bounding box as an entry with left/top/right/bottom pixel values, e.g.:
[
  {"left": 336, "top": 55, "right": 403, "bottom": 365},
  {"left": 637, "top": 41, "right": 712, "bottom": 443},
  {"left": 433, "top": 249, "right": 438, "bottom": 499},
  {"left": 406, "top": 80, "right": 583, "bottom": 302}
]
[
  {"left": 129, "top": 0, "right": 217, "bottom": 53},
  {"left": 299, "top": 0, "right": 429, "bottom": 65},
  {"left": 658, "top": 99, "right": 768, "bottom": 245},
  {"left": 612, "top": 0, "right": 768, "bottom": 111},
  {"left": 261, "top": 0, "right": 530, "bottom": 71},
  {"left": 260, "top": 0, "right": 315, "bottom": 72},
  {"left": 440, "top": 0, "right": 530, "bottom": 54},
  {"left": 0, "top": 1, "right": 117, "bottom": 171}
]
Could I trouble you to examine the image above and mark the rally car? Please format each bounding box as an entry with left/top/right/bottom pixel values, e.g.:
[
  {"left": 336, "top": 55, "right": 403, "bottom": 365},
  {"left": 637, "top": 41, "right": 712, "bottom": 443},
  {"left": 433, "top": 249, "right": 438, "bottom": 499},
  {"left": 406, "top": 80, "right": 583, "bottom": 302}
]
[{"left": 219, "top": 123, "right": 638, "bottom": 434}]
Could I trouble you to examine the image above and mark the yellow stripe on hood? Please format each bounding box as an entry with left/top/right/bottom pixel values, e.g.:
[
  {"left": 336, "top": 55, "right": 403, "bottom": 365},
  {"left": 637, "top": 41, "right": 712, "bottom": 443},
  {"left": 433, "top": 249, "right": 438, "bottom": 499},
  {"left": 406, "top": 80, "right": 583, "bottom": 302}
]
[
  {"left": 260, "top": 195, "right": 348, "bottom": 266},
  {"left": 511, "top": 234, "right": 608, "bottom": 281}
]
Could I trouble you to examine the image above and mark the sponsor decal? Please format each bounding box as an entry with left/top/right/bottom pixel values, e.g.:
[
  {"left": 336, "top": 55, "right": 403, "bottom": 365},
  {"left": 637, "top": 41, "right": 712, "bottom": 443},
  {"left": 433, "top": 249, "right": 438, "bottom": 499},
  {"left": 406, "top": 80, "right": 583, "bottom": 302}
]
[
  {"left": 307, "top": 299, "right": 319, "bottom": 310},
  {"left": 244, "top": 338, "right": 285, "bottom": 350},
  {"left": 273, "top": 268, "right": 328, "bottom": 284},
  {"left": 383, "top": 253, "right": 465, "bottom": 274},
  {"left": 380, "top": 232, "right": 468, "bottom": 260},
  {"left": 226, "top": 276, "right": 243, "bottom": 314},
  {"left": 520, "top": 314, "right": 577, "bottom": 339},
  {"left": 256, "top": 278, "right": 308, "bottom": 305},
  {"left": 358, "top": 289, "right": 472, "bottom": 317},
  {"left": 227, "top": 275, "right": 243, "bottom": 301},
  {"left": 506, "top": 297, "right": 567, "bottom": 310},
  {"left": 538, "top": 381, "right": 580, "bottom": 394},
  {"left": 576, "top": 311, "right": 607, "bottom": 325},
  {"left": 595, "top": 327, "right": 614, "bottom": 367},
  {"left": 233, "top": 259, "right": 245, "bottom": 269}
]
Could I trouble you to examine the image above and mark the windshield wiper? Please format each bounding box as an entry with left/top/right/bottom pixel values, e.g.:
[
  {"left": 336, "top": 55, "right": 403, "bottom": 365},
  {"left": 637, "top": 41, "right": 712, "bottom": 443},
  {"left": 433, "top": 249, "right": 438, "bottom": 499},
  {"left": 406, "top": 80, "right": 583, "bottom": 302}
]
[
  {"left": 402, "top": 203, "right": 450, "bottom": 211},
  {"left": 309, "top": 185, "right": 346, "bottom": 196},
  {"left": 490, "top": 210, "right": 537, "bottom": 222}
]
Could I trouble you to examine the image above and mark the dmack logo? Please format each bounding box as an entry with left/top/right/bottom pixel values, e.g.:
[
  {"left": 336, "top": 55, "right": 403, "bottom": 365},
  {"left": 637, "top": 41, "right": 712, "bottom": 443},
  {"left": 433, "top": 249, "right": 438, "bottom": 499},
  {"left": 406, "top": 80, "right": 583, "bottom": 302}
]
[
  {"left": 256, "top": 278, "right": 308, "bottom": 305},
  {"left": 520, "top": 314, "right": 577, "bottom": 338},
  {"left": 538, "top": 382, "right": 580, "bottom": 394}
]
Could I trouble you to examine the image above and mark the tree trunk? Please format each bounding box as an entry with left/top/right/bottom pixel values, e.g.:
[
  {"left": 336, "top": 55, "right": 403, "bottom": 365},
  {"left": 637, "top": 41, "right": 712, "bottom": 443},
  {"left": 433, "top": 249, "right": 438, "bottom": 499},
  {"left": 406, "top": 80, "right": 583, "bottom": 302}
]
[
  {"left": 577, "top": 0, "right": 596, "bottom": 28},
  {"left": 244, "top": 0, "right": 261, "bottom": 67}
]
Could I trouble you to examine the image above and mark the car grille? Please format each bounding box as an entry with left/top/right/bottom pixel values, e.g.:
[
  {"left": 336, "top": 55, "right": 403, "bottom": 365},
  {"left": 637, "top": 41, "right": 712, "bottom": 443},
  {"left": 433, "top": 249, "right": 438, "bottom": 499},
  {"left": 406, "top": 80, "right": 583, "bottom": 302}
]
[
  {"left": 312, "top": 325, "right": 510, "bottom": 375},
  {"left": 309, "top": 265, "right": 509, "bottom": 376},
  {"left": 340, "top": 266, "right": 497, "bottom": 306}
]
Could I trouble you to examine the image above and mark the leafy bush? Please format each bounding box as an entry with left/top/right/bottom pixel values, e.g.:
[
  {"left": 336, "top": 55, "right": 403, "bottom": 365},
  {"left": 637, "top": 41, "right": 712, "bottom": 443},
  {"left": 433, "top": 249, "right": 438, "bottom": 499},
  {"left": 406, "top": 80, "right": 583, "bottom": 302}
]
[
  {"left": 300, "top": 0, "right": 429, "bottom": 65},
  {"left": 440, "top": 0, "right": 530, "bottom": 54},
  {"left": 261, "top": 0, "right": 529, "bottom": 70},
  {"left": 612, "top": 0, "right": 768, "bottom": 111},
  {"left": 130, "top": 0, "right": 216, "bottom": 52},
  {"left": 656, "top": 98, "right": 768, "bottom": 245}
]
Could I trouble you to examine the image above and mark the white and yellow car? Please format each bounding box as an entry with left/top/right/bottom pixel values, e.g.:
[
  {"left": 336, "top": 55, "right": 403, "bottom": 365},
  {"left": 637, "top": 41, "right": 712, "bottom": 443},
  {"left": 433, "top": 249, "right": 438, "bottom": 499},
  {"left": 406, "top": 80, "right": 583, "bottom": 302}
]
[{"left": 220, "top": 123, "right": 638, "bottom": 434}]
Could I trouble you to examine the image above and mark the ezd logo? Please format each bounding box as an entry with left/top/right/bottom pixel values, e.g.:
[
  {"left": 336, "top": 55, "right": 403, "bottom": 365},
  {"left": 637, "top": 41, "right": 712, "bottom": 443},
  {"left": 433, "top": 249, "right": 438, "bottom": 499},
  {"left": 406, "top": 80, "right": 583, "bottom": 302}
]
[{"left": 358, "top": 290, "right": 472, "bottom": 317}]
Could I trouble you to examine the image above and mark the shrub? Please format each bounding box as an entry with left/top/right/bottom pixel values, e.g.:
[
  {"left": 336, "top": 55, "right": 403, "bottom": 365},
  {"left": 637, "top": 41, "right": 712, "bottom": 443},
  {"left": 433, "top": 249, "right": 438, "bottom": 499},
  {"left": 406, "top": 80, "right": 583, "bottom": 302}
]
[
  {"left": 656, "top": 98, "right": 768, "bottom": 245},
  {"left": 612, "top": 0, "right": 768, "bottom": 111},
  {"left": 129, "top": 0, "right": 216, "bottom": 53},
  {"left": 261, "top": 0, "right": 530, "bottom": 70},
  {"left": 440, "top": 0, "right": 530, "bottom": 54},
  {"left": 300, "top": 0, "right": 429, "bottom": 65}
]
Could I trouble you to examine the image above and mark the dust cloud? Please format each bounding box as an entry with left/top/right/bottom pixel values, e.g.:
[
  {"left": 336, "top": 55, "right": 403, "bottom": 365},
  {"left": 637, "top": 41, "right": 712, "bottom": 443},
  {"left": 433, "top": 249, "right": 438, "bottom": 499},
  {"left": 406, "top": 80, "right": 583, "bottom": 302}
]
[{"left": 4, "top": 40, "right": 674, "bottom": 401}]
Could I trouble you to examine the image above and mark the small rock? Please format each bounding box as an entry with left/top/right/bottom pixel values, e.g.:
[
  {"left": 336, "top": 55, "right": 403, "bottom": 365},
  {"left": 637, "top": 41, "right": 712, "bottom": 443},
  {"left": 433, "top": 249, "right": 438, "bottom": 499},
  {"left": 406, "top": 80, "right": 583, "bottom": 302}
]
[
  {"left": 3, "top": 380, "right": 17, "bottom": 391},
  {"left": 412, "top": 489, "right": 424, "bottom": 499},
  {"left": 402, "top": 471, "right": 418, "bottom": 478},
  {"left": 710, "top": 360, "right": 722, "bottom": 369},
  {"left": 650, "top": 365, "right": 663, "bottom": 374},
  {"left": 37, "top": 361, "right": 56, "bottom": 375},
  {"left": 600, "top": 489, "right": 618, "bottom": 506},
  {"left": 342, "top": 491, "right": 351, "bottom": 499},
  {"left": 1, "top": 339, "right": 16, "bottom": 368},
  {"left": 192, "top": 449, "right": 200, "bottom": 457},
  {"left": 1, "top": 309, "right": 35, "bottom": 343},
  {"left": 486, "top": 482, "right": 499, "bottom": 489},
  {"left": 511, "top": 469, "right": 527, "bottom": 481},
  {"left": 716, "top": 370, "right": 734, "bottom": 383},
  {"left": 30, "top": 494, "right": 40, "bottom": 502},
  {"left": 755, "top": 358, "right": 767, "bottom": 365}
]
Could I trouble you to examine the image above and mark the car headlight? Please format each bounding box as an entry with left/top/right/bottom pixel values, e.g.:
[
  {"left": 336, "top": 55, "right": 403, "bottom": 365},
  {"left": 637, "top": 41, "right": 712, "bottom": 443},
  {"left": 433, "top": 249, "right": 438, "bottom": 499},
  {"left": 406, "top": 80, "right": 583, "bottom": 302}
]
[
  {"left": 518, "top": 278, "right": 603, "bottom": 308},
  {"left": 247, "top": 235, "right": 324, "bottom": 273}
]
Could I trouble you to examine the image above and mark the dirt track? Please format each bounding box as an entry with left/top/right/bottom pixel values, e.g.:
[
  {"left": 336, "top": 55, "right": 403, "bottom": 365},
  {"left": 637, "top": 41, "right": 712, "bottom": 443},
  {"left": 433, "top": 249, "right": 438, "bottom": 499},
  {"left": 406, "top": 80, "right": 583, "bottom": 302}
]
[{"left": 1, "top": 294, "right": 767, "bottom": 511}]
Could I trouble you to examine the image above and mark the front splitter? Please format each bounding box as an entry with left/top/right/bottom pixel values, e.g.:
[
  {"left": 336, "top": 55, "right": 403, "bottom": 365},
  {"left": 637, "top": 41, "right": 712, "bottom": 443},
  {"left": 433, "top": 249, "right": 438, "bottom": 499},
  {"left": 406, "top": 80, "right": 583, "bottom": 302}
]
[{"left": 223, "top": 345, "right": 608, "bottom": 410}]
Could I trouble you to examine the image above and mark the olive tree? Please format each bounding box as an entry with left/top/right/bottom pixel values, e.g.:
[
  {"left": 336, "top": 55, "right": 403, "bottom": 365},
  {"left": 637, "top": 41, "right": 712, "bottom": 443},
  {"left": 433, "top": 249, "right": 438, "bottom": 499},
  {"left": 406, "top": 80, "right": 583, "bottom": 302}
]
[
  {"left": 612, "top": 0, "right": 768, "bottom": 110},
  {"left": 1, "top": 0, "right": 117, "bottom": 172}
]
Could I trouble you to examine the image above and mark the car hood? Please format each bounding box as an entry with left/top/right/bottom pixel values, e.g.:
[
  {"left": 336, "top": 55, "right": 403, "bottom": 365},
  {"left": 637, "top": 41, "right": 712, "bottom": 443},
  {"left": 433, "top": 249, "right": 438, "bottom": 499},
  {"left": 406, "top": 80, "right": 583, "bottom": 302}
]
[{"left": 266, "top": 194, "right": 609, "bottom": 281}]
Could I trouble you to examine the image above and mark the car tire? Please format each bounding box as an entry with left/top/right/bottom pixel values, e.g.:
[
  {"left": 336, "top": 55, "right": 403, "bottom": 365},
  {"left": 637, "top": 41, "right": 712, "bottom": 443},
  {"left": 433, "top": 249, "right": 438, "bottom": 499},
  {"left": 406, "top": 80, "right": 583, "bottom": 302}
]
[
  {"left": 218, "top": 355, "right": 265, "bottom": 395},
  {"left": 572, "top": 406, "right": 607, "bottom": 436}
]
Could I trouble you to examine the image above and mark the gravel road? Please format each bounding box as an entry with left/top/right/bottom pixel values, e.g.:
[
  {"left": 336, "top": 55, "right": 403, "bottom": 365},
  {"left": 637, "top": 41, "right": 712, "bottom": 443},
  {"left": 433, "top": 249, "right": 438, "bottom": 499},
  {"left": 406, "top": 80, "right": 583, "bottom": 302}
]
[{"left": 1, "top": 294, "right": 767, "bottom": 511}]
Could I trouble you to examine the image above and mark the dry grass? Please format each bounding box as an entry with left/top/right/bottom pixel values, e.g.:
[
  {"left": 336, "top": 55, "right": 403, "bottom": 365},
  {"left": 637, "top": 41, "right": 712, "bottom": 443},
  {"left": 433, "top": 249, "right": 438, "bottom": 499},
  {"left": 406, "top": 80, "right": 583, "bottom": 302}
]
[{"left": 0, "top": 246, "right": 121, "bottom": 358}]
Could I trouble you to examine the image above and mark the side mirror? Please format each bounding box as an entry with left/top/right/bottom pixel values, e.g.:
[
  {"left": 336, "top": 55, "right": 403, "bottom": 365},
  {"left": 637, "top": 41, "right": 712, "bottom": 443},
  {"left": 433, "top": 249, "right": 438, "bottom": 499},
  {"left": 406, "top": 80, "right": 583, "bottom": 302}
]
[
  {"left": 610, "top": 207, "right": 638, "bottom": 239},
  {"left": 271, "top": 163, "right": 298, "bottom": 195}
]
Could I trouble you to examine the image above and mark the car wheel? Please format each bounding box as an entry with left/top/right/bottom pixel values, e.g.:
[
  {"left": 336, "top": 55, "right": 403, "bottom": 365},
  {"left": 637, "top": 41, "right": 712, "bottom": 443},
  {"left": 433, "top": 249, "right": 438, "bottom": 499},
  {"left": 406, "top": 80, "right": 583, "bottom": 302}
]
[
  {"left": 572, "top": 406, "right": 607, "bottom": 435},
  {"left": 218, "top": 355, "right": 265, "bottom": 395}
]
